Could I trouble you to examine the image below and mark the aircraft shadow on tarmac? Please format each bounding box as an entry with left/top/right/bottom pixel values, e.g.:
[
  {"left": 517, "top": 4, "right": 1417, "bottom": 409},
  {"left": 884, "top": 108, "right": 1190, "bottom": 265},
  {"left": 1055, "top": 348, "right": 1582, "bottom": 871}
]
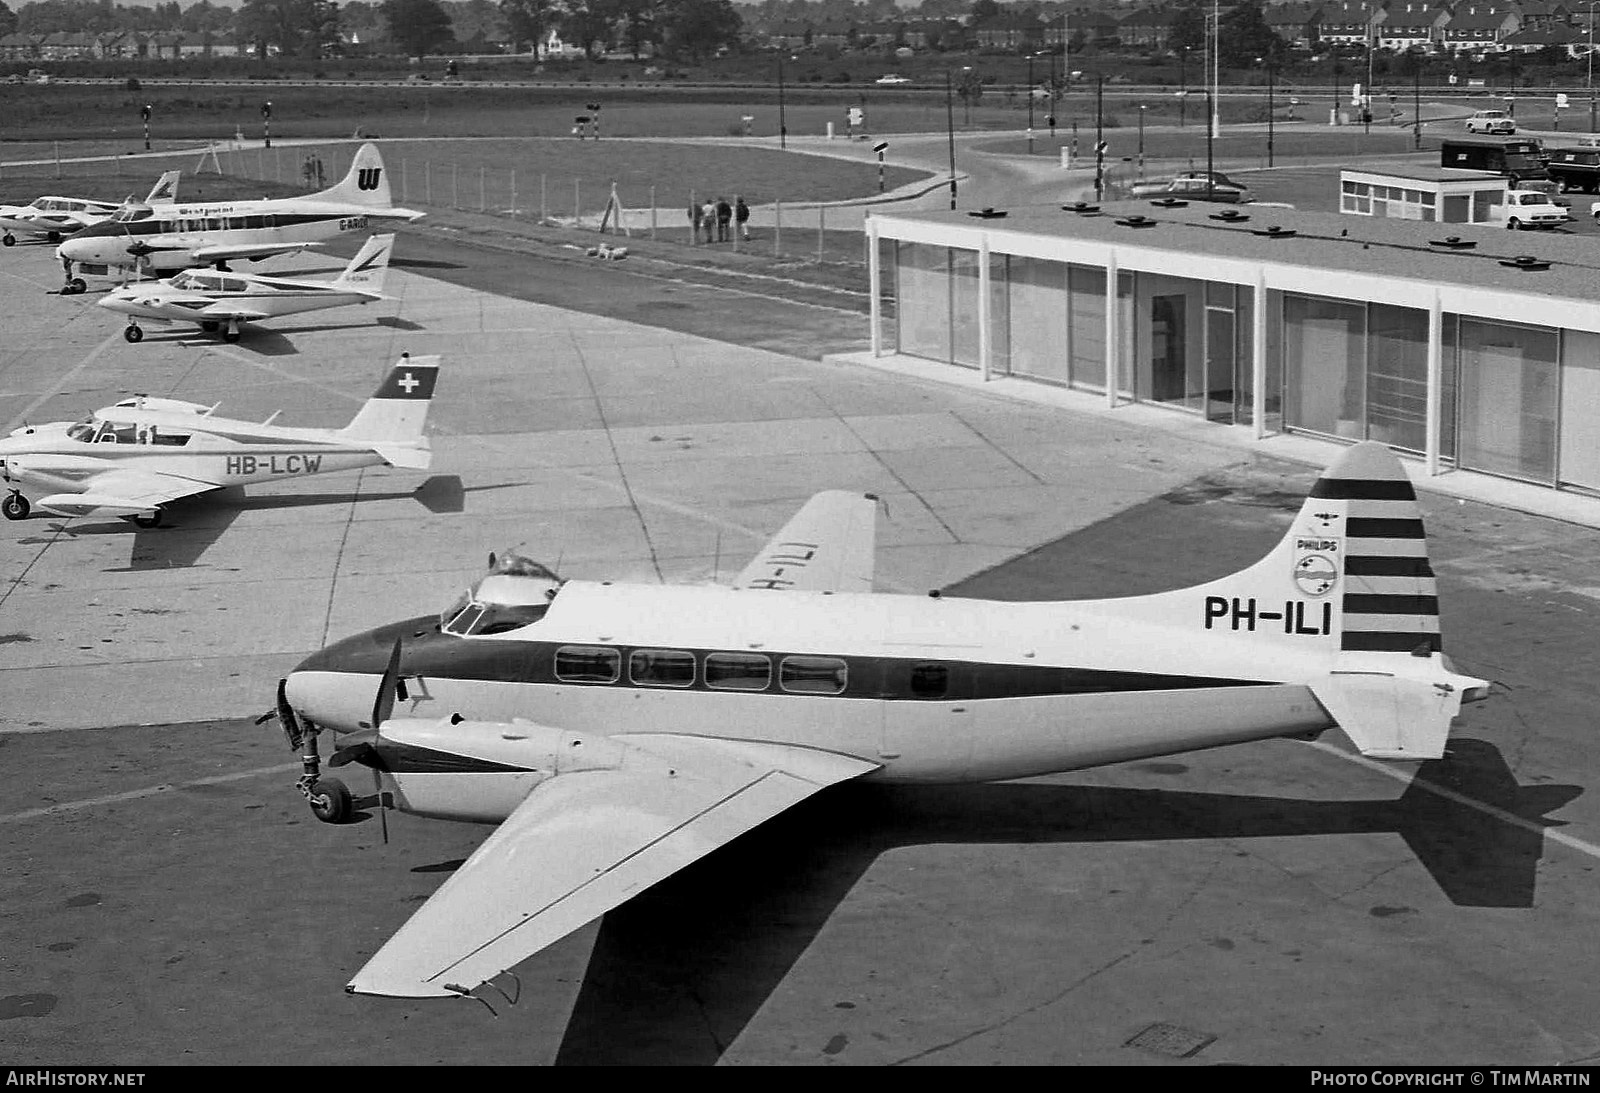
[
  {"left": 536, "top": 737, "right": 1576, "bottom": 1065},
  {"left": 30, "top": 475, "right": 507, "bottom": 570}
]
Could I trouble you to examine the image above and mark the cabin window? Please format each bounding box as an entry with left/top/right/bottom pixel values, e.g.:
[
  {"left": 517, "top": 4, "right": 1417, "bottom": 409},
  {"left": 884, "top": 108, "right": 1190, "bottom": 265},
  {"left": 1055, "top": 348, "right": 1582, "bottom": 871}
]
[
  {"left": 443, "top": 604, "right": 484, "bottom": 636},
  {"left": 705, "top": 652, "right": 771, "bottom": 691},
  {"left": 909, "top": 663, "right": 949, "bottom": 699},
  {"left": 779, "top": 655, "right": 847, "bottom": 695},
  {"left": 555, "top": 646, "right": 620, "bottom": 683},
  {"left": 628, "top": 649, "right": 695, "bottom": 688}
]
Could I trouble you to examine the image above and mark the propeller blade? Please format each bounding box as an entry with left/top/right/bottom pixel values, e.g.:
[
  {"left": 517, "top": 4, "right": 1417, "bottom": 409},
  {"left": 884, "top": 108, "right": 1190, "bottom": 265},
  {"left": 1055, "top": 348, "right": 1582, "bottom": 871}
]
[
  {"left": 371, "top": 636, "right": 403, "bottom": 729},
  {"left": 275, "top": 678, "right": 304, "bottom": 751}
]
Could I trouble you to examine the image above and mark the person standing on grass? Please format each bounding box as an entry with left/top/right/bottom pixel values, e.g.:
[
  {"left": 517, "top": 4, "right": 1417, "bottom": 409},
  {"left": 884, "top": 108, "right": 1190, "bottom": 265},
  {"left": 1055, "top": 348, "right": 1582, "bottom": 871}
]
[
  {"left": 716, "top": 196, "right": 732, "bottom": 242},
  {"left": 735, "top": 196, "right": 750, "bottom": 240},
  {"left": 701, "top": 198, "right": 717, "bottom": 243},
  {"left": 689, "top": 200, "right": 701, "bottom": 242}
]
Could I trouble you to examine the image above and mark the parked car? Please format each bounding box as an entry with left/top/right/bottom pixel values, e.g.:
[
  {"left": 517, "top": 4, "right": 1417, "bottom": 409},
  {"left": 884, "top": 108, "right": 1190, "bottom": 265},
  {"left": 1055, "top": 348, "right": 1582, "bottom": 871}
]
[
  {"left": 1490, "top": 189, "right": 1569, "bottom": 229},
  {"left": 1129, "top": 171, "right": 1254, "bottom": 204},
  {"left": 1466, "top": 110, "right": 1516, "bottom": 134},
  {"left": 875, "top": 74, "right": 911, "bottom": 85}
]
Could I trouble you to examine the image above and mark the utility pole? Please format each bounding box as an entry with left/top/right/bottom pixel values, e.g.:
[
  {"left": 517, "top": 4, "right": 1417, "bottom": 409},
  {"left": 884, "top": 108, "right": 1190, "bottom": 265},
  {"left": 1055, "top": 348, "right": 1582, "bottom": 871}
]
[{"left": 946, "top": 68, "right": 957, "bottom": 210}]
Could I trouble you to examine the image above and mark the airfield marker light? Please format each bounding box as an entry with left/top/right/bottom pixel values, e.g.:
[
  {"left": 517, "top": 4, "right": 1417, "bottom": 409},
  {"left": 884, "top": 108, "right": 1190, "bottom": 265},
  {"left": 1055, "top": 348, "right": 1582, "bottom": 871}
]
[
  {"left": 140, "top": 103, "right": 151, "bottom": 151},
  {"left": 261, "top": 101, "right": 272, "bottom": 148},
  {"left": 874, "top": 140, "right": 889, "bottom": 192}
]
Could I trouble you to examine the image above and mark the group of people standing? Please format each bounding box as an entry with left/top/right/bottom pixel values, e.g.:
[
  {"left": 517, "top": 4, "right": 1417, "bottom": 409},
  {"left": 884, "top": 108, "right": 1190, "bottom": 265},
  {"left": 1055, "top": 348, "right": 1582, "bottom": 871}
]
[{"left": 690, "top": 196, "right": 750, "bottom": 243}]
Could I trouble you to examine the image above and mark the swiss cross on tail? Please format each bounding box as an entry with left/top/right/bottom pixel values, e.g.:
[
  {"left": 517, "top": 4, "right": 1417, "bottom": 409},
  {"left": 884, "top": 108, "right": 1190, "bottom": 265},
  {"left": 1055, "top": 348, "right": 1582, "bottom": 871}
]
[{"left": 376, "top": 361, "right": 438, "bottom": 400}]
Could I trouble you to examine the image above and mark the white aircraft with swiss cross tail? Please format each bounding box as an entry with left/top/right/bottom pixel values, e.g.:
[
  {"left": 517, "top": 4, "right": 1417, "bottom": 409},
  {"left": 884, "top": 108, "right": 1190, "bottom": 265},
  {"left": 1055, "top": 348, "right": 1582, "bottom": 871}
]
[
  {"left": 97, "top": 233, "right": 395, "bottom": 344},
  {"left": 270, "top": 441, "right": 1492, "bottom": 1003},
  {"left": 53, "top": 142, "right": 421, "bottom": 295},
  {"left": 0, "top": 356, "right": 437, "bottom": 527}
]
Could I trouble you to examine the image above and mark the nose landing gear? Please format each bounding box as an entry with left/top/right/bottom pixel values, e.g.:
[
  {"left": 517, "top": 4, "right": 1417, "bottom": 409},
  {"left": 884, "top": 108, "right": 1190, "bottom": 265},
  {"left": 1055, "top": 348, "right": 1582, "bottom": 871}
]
[
  {"left": 59, "top": 255, "right": 86, "bottom": 295},
  {"left": 270, "top": 679, "right": 389, "bottom": 827},
  {"left": 2, "top": 491, "right": 28, "bottom": 521},
  {"left": 123, "top": 322, "right": 144, "bottom": 343}
]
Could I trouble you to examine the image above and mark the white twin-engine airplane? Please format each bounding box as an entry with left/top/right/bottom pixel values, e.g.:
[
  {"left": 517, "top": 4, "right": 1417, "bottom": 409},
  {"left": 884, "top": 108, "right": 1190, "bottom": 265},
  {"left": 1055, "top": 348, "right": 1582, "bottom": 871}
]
[
  {"left": 0, "top": 356, "right": 437, "bottom": 527},
  {"left": 0, "top": 170, "right": 179, "bottom": 247},
  {"left": 99, "top": 233, "right": 395, "bottom": 344},
  {"left": 275, "top": 441, "right": 1491, "bottom": 1002},
  {"left": 54, "top": 142, "right": 421, "bottom": 294}
]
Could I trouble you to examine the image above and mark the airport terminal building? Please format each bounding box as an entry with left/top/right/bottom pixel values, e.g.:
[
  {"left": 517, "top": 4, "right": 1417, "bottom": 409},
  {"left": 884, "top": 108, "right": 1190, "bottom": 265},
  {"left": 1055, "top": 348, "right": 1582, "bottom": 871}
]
[{"left": 863, "top": 201, "right": 1600, "bottom": 496}]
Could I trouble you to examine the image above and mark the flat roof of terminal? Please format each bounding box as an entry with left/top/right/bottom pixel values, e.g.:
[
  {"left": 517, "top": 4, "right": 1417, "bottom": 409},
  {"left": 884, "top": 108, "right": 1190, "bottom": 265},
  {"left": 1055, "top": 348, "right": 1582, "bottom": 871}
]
[
  {"left": 1339, "top": 163, "right": 1506, "bottom": 183},
  {"left": 872, "top": 200, "right": 1600, "bottom": 301}
]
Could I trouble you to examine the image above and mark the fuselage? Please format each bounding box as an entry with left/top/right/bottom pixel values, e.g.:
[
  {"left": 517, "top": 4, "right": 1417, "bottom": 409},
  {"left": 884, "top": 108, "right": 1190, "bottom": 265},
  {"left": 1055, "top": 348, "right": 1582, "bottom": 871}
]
[
  {"left": 0, "top": 195, "right": 120, "bottom": 238},
  {"left": 287, "top": 580, "right": 1337, "bottom": 810},
  {"left": 58, "top": 198, "right": 405, "bottom": 273},
  {"left": 98, "top": 270, "right": 378, "bottom": 326}
]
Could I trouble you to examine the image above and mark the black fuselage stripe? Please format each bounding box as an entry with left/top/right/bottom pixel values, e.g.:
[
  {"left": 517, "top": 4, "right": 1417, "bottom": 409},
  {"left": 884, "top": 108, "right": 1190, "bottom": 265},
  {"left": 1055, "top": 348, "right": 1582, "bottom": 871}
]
[
  {"left": 1309, "top": 478, "right": 1417, "bottom": 501},
  {"left": 1346, "top": 517, "right": 1427, "bottom": 539},
  {"left": 1342, "top": 594, "right": 1440, "bottom": 615},
  {"left": 1342, "top": 632, "right": 1442, "bottom": 653},
  {"left": 370, "top": 740, "right": 535, "bottom": 774},
  {"left": 1345, "top": 556, "right": 1435, "bottom": 577}
]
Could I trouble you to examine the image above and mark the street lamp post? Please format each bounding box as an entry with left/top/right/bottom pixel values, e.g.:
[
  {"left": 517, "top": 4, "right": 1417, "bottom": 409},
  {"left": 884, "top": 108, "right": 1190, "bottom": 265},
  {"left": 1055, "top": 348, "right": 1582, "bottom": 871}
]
[
  {"left": 1179, "top": 47, "right": 1187, "bottom": 127},
  {"left": 1266, "top": 59, "right": 1275, "bottom": 167},
  {"left": 1027, "top": 53, "right": 1036, "bottom": 154},
  {"left": 946, "top": 68, "right": 957, "bottom": 210},
  {"left": 777, "top": 53, "right": 790, "bottom": 149},
  {"left": 1210, "top": 0, "right": 1220, "bottom": 140}
]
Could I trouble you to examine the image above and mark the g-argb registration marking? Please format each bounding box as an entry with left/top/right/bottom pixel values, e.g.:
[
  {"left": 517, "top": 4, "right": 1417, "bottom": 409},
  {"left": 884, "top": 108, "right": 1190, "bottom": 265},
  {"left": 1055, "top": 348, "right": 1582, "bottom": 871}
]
[
  {"left": 1204, "top": 596, "right": 1333, "bottom": 636},
  {"left": 225, "top": 454, "right": 324, "bottom": 476}
]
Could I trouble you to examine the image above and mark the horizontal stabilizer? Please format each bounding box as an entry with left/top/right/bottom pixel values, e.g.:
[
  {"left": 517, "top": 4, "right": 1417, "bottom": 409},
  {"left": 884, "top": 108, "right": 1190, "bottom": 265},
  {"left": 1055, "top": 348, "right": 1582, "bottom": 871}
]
[
  {"left": 372, "top": 441, "right": 431, "bottom": 470},
  {"left": 1311, "top": 672, "right": 1474, "bottom": 760}
]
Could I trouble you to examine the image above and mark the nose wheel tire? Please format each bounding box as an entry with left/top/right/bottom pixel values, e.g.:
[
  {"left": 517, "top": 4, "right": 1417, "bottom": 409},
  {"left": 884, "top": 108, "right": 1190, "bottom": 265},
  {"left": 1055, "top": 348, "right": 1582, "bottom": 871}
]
[
  {"left": 61, "top": 278, "right": 86, "bottom": 295},
  {"left": 308, "top": 778, "right": 353, "bottom": 824},
  {"left": 123, "top": 324, "right": 144, "bottom": 343},
  {"left": 2, "top": 493, "right": 28, "bottom": 521}
]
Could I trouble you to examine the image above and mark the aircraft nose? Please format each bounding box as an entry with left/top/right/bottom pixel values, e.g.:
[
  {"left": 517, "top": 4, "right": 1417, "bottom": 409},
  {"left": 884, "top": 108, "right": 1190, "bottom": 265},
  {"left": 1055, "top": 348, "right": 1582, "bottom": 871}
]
[{"left": 284, "top": 668, "right": 377, "bottom": 734}]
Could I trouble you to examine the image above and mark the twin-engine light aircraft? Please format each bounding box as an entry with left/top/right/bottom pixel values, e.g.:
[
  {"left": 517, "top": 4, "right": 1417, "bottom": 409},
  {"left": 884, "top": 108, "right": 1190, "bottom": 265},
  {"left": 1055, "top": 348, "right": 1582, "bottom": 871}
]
[
  {"left": 55, "top": 143, "right": 421, "bottom": 294},
  {"left": 274, "top": 442, "right": 1491, "bottom": 1001},
  {"left": 99, "top": 233, "right": 395, "bottom": 343},
  {"left": 0, "top": 170, "right": 179, "bottom": 248},
  {"left": 0, "top": 356, "right": 437, "bottom": 526}
]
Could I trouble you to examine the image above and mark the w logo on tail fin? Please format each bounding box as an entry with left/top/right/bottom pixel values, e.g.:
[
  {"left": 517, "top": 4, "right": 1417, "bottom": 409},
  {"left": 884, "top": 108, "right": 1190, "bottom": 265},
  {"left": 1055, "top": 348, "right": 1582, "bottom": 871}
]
[{"left": 357, "top": 168, "right": 382, "bottom": 191}]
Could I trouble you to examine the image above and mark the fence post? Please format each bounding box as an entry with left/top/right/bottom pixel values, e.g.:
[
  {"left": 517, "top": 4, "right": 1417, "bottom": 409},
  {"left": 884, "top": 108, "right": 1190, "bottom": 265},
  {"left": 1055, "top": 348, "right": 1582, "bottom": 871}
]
[
  {"left": 818, "top": 205, "right": 825, "bottom": 263},
  {"left": 650, "top": 185, "right": 657, "bottom": 239},
  {"left": 540, "top": 174, "right": 547, "bottom": 222}
]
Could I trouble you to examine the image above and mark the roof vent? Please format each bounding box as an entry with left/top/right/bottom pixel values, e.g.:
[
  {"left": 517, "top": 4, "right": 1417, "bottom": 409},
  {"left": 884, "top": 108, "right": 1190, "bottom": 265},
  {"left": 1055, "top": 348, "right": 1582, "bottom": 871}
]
[
  {"left": 968, "top": 207, "right": 1007, "bottom": 219},
  {"left": 1148, "top": 197, "right": 1188, "bottom": 208},
  {"left": 1115, "top": 214, "right": 1159, "bottom": 228},
  {"left": 1429, "top": 235, "right": 1478, "bottom": 249},
  {"left": 1209, "top": 208, "right": 1250, "bottom": 222},
  {"left": 1499, "top": 254, "right": 1551, "bottom": 271},
  {"left": 1252, "top": 224, "right": 1298, "bottom": 238},
  {"left": 1062, "top": 201, "right": 1101, "bottom": 215}
]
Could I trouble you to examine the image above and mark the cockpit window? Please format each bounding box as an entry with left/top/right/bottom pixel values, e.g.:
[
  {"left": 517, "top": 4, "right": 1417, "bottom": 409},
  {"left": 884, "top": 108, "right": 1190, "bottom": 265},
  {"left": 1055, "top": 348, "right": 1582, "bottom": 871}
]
[
  {"left": 441, "top": 600, "right": 551, "bottom": 636},
  {"left": 66, "top": 418, "right": 98, "bottom": 442},
  {"left": 114, "top": 206, "right": 154, "bottom": 223}
]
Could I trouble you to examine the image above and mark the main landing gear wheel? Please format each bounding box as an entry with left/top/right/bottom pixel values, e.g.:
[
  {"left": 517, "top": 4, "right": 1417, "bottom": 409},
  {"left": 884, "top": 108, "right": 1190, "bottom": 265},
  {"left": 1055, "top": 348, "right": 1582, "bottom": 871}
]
[
  {"left": 221, "top": 328, "right": 241, "bottom": 343},
  {"left": 308, "top": 778, "right": 353, "bottom": 824},
  {"left": 123, "top": 324, "right": 144, "bottom": 343},
  {"left": 199, "top": 321, "right": 219, "bottom": 333},
  {"left": 1, "top": 234, "right": 13, "bottom": 247},
  {"left": 46, "top": 231, "right": 61, "bottom": 244},
  {"left": 2, "top": 493, "right": 28, "bottom": 521},
  {"left": 131, "top": 510, "right": 162, "bottom": 529},
  {"left": 61, "top": 278, "right": 86, "bottom": 295}
]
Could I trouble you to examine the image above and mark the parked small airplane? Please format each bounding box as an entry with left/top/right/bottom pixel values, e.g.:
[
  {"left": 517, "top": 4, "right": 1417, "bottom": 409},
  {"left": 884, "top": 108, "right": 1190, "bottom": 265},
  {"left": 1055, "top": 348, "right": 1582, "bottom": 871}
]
[
  {"left": 55, "top": 143, "right": 421, "bottom": 294},
  {"left": 98, "top": 233, "right": 395, "bottom": 343},
  {"left": 273, "top": 441, "right": 1491, "bottom": 1001},
  {"left": 0, "top": 355, "right": 437, "bottom": 526},
  {"left": 0, "top": 171, "right": 179, "bottom": 247}
]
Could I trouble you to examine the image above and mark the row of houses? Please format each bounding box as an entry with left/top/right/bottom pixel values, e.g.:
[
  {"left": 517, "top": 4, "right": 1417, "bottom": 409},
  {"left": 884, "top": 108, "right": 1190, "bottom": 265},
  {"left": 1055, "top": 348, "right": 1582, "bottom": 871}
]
[
  {"left": 765, "top": 2, "right": 1599, "bottom": 56},
  {"left": 0, "top": 30, "right": 242, "bottom": 62}
]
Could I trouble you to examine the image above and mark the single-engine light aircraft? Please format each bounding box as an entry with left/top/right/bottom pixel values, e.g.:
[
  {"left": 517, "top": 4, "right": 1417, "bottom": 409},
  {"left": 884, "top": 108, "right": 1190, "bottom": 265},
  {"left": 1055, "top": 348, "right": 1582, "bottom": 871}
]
[
  {"left": 0, "top": 355, "right": 437, "bottom": 526},
  {"left": 273, "top": 442, "right": 1491, "bottom": 1001},
  {"left": 55, "top": 143, "right": 421, "bottom": 294},
  {"left": 0, "top": 170, "right": 179, "bottom": 248},
  {"left": 99, "top": 233, "right": 395, "bottom": 343}
]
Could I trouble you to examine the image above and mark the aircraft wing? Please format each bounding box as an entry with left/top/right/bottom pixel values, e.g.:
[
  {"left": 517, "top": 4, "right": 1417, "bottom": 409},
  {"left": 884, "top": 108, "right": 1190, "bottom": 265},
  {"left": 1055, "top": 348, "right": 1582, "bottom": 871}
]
[
  {"left": 35, "top": 467, "right": 213, "bottom": 518},
  {"left": 346, "top": 734, "right": 879, "bottom": 999},
  {"left": 732, "top": 490, "right": 878, "bottom": 593},
  {"left": 188, "top": 241, "right": 320, "bottom": 262},
  {"left": 195, "top": 303, "right": 272, "bottom": 322}
]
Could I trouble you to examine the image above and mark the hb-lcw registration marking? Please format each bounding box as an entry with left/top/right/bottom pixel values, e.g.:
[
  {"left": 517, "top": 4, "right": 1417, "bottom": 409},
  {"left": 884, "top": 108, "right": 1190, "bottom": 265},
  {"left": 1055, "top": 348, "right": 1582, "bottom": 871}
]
[
  {"left": 1204, "top": 597, "right": 1332, "bottom": 636},
  {"left": 226, "top": 454, "right": 323, "bottom": 476}
]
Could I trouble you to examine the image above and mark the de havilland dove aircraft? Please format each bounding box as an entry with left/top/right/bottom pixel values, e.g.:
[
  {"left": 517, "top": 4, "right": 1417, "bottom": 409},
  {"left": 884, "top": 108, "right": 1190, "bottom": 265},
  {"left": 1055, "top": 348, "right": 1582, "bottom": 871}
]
[
  {"left": 99, "top": 233, "right": 395, "bottom": 343},
  {"left": 0, "top": 170, "right": 179, "bottom": 248},
  {"left": 0, "top": 355, "right": 437, "bottom": 526},
  {"left": 273, "top": 441, "right": 1491, "bottom": 1002},
  {"left": 54, "top": 142, "right": 421, "bottom": 294}
]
